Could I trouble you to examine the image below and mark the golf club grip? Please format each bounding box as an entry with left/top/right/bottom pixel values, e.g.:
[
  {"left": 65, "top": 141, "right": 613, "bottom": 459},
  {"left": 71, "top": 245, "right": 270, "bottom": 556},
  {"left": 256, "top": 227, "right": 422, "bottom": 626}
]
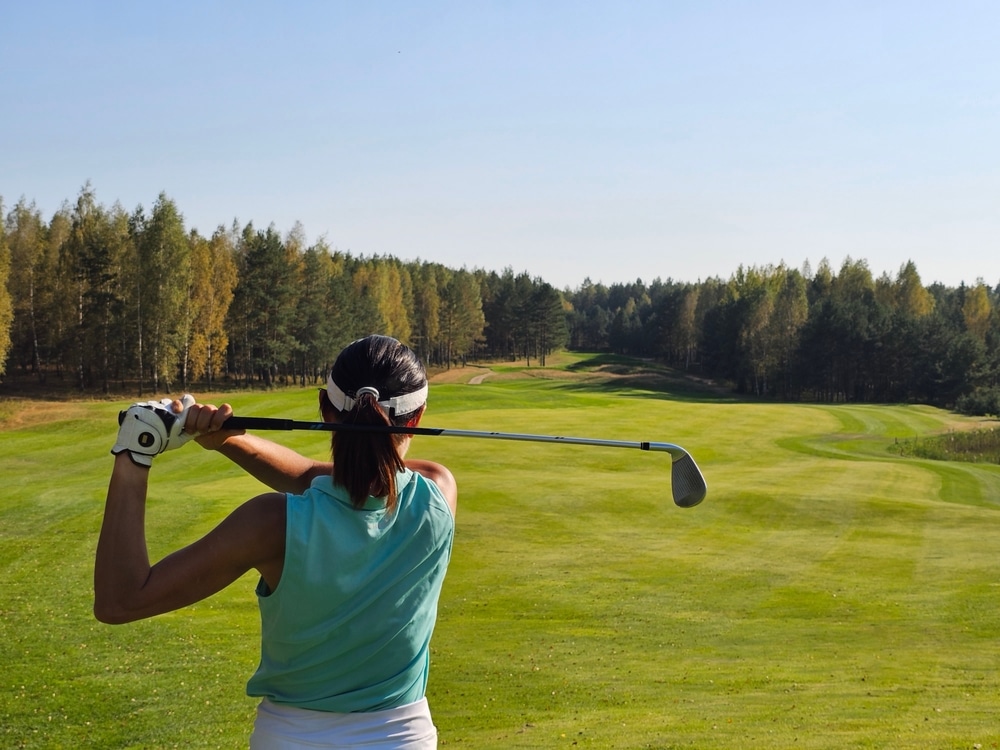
[{"left": 223, "top": 416, "right": 295, "bottom": 431}]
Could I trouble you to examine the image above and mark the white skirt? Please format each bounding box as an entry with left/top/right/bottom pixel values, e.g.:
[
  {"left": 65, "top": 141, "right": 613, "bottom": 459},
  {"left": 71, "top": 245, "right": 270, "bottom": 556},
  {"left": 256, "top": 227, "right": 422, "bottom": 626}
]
[{"left": 249, "top": 697, "right": 438, "bottom": 749}]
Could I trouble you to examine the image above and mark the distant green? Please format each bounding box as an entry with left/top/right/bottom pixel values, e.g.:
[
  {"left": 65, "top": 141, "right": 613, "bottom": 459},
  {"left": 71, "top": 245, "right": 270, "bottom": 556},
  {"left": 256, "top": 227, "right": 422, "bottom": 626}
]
[{"left": 2, "top": 355, "right": 999, "bottom": 749}]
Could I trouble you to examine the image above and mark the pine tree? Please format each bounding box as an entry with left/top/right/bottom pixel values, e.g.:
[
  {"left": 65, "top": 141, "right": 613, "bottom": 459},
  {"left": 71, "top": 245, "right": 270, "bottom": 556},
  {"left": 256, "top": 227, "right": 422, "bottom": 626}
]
[
  {"left": 0, "top": 197, "right": 12, "bottom": 380},
  {"left": 134, "top": 193, "right": 192, "bottom": 393},
  {"left": 229, "top": 224, "right": 295, "bottom": 386}
]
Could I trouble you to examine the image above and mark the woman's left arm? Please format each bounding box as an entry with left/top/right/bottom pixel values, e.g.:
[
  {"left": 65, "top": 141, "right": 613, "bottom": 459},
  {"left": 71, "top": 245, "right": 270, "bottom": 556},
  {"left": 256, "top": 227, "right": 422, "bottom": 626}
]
[{"left": 94, "top": 453, "right": 285, "bottom": 624}]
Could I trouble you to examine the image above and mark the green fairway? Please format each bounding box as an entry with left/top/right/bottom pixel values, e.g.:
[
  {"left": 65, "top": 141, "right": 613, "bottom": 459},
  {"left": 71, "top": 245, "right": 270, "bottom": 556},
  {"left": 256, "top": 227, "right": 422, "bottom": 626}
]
[{"left": 2, "top": 361, "right": 1000, "bottom": 749}]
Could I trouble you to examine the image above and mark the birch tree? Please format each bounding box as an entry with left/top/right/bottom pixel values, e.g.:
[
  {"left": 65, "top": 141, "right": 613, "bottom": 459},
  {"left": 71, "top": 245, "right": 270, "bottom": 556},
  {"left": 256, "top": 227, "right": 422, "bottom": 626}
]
[
  {"left": 4, "top": 199, "right": 52, "bottom": 379},
  {"left": 185, "top": 228, "right": 237, "bottom": 389},
  {"left": 963, "top": 283, "right": 992, "bottom": 341}
]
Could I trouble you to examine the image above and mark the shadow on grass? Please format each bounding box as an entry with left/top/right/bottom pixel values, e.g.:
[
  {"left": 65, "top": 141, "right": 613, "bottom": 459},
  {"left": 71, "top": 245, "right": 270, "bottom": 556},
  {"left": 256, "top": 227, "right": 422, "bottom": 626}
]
[{"left": 560, "top": 353, "right": 743, "bottom": 404}]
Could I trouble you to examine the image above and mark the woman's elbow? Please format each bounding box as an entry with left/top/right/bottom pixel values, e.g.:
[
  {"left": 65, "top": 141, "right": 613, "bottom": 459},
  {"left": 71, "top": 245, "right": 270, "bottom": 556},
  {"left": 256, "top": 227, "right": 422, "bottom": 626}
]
[
  {"left": 93, "top": 596, "right": 140, "bottom": 625},
  {"left": 94, "top": 601, "right": 122, "bottom": 624}
]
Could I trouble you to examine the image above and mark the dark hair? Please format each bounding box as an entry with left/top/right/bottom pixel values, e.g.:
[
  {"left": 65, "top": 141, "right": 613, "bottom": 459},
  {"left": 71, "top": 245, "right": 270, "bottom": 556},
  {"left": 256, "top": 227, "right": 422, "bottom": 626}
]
[{"left": 328, "top": 335, "right": 427, "bottom": 511}]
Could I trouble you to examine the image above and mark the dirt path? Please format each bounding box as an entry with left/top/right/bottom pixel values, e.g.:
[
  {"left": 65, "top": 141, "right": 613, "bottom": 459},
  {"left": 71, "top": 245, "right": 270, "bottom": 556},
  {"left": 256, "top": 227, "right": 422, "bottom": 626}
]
[{"left": 468, "top": 371, "right": 492, "bottom": 385}]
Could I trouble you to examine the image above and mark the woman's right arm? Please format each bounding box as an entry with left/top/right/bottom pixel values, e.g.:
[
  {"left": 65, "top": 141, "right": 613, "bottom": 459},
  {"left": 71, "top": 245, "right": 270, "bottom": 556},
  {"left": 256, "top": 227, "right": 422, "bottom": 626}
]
[
  {"left": 406, "top": 459, "right": 458, "bottom": 516},
  {"left": 187, "top": 403, "right": 331, "bottom": 495}
]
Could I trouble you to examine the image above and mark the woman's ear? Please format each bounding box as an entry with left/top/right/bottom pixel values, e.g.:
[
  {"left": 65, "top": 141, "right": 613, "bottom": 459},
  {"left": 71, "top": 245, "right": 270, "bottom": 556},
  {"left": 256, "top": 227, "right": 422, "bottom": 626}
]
[
  {"left": 405, "top": 405, "right": 426, "bottom": 427},
  {"left": 319, "top": 388, "right": 337, "bottom": 421}
]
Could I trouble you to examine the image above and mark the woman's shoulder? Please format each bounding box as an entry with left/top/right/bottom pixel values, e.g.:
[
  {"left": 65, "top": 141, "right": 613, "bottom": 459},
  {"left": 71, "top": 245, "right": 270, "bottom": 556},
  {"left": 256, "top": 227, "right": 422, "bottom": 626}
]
[{"left": 405, "top": 460, "right": 458, "bottom": 516}]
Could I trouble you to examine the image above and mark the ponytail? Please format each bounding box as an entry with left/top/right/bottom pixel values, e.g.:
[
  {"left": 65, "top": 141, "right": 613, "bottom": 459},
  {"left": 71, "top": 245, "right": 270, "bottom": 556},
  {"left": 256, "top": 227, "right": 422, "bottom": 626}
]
[
  {"left": 326, "top": 335, "right": 428, "bottom": 512},
  {"left": 333, "top": 391, "right": 406, "bottom": 511}
]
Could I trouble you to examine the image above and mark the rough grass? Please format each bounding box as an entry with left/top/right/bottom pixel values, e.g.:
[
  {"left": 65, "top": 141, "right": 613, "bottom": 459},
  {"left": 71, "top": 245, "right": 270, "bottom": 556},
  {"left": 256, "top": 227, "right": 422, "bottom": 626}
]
[
  {"left": 892, "top": 427, "right": 1000, "bottom": 465},
  {"left": 2, "top": 360, "right": 1000, "bottom": 748}
]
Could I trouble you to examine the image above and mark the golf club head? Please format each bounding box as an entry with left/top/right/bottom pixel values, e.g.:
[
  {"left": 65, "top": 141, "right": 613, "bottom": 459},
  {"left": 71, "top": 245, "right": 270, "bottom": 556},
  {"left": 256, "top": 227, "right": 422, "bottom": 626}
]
[{"left": 671, "top": 453, "right": 707, "bottom": 508}]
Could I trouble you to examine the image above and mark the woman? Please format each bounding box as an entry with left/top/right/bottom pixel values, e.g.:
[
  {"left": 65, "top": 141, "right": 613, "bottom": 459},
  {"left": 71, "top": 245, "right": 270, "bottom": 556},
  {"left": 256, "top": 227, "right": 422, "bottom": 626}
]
[{"left": 95, "top": 335, "right": 458, "bottom": 749}]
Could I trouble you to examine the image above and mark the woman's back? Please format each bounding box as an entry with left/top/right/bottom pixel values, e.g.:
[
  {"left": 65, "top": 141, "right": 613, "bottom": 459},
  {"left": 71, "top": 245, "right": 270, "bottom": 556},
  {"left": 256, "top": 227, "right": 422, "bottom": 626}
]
[{"left": 248, "top": 468, "right": 455, "bottom": 713}]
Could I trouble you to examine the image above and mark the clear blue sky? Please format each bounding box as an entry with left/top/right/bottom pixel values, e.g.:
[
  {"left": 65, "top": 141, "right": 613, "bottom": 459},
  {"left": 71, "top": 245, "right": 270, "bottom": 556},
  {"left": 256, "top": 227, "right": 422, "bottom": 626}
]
[{"left": 3, "top": 1, "right": 999, "bottom": 289}]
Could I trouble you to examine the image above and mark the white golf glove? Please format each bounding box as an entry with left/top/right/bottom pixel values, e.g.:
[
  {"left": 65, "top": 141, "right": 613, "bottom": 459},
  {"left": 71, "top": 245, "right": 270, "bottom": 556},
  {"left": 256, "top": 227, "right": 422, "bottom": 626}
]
[{"left": 112, "top": 394, "right": 197, "bottom": 467}]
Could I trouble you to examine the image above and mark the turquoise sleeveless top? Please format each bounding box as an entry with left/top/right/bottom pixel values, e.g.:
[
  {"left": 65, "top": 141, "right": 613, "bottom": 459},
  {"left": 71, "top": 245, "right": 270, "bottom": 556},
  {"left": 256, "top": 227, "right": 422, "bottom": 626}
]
[{"left": 246, "top": 469, "right": 454, "bottom": 712}]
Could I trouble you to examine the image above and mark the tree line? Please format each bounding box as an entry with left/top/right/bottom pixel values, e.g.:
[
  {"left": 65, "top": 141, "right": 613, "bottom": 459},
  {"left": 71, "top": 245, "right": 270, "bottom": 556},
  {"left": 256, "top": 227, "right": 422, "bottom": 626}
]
[
  {"left": 0, "top": 186, "right": 567, "bottom": 394},
  {"left": 565, "top": 260, "right": 1000, "bottom": 415},
  {"left": 1, "top": 186, "right": 998, "bottom": 416}
]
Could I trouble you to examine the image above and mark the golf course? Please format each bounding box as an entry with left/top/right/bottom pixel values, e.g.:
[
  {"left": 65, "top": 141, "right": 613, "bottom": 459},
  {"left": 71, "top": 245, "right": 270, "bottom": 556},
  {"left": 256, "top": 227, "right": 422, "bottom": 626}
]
[{"left": 2, "top": 352, "right": 999, "bottom": 749}]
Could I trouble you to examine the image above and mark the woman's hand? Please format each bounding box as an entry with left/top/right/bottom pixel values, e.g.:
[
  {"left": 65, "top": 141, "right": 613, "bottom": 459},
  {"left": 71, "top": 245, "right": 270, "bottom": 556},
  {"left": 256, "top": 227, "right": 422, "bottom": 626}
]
[{"left": 184, "top": 401, "right": 245, "bottom": 450}]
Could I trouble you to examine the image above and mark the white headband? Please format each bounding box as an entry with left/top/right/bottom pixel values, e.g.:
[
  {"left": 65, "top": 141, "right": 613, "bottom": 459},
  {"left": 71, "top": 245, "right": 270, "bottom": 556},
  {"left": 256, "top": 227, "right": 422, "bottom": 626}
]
[{"left": 326, "top": 374, "right": 428, "bottom": 416}]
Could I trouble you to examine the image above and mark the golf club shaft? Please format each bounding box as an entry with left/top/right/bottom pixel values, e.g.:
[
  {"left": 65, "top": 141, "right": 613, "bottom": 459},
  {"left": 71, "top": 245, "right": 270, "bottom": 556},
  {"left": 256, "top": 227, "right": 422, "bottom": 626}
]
[
  {"left": 224, "top": 416, "right": 685, "bottom": 456},
  {"left": 221, "top": 415, "right": 708, "bottom": 508}
]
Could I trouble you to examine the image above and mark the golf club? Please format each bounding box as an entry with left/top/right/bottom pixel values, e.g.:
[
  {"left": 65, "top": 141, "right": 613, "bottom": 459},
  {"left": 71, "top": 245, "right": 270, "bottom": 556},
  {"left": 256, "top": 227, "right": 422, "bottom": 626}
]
[{"left": 221, "top": 416, "right": 708, "bottom": 508}]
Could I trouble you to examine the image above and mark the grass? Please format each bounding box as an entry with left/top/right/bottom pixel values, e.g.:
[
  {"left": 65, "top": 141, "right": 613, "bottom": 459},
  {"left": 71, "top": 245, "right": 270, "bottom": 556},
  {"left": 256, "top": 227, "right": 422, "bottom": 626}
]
[{"left": 2, "top": 358, "right": 1000, "bottom": 748}]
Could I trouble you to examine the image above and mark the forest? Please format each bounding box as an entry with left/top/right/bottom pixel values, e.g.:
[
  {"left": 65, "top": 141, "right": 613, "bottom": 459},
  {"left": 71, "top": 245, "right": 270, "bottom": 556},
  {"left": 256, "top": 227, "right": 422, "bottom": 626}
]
[{"left": 1, "top": 186, "right": 998, "bottom": 416}]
